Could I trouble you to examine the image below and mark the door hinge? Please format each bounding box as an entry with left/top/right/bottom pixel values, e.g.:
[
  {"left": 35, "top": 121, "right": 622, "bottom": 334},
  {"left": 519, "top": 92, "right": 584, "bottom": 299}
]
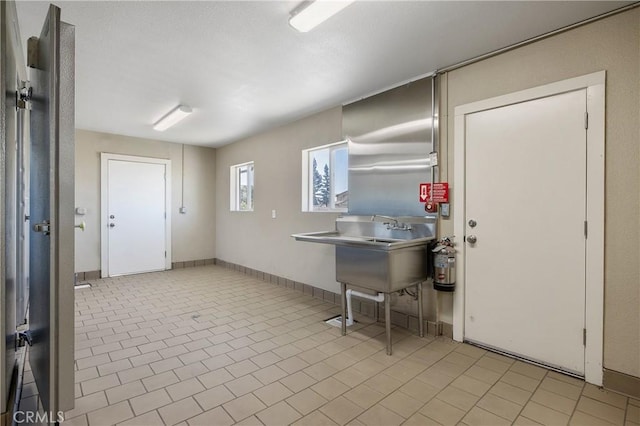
[
  {"left": 584, "top": 221, "right": 588, "bottom": 238},
  {"left": 584, "top": 112, "right": 589, "bottom": 130},
  {"left": 33, "top": 219, "right": 51, "bottom": 236},
  {"left": 27, "top": 37, "right": 39, "bottom": 69},
  {"left": 16, "top": 86, "right": 32, "bottom": 111},
  {"left": 17, "top": 329, "right": 33, "bottom": 347},
  {"left": 583, "top": 328, "right": 587, "bottom": 346}
]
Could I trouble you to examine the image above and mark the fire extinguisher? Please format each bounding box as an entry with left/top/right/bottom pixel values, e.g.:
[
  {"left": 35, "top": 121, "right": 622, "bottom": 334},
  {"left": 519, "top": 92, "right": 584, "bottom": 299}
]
[{"left": 432, "top": 237, "right": 455, "bottom": 292}]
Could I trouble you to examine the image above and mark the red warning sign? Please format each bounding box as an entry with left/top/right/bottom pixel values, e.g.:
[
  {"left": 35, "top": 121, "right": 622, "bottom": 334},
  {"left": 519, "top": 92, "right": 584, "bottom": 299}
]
[{"left": 419, "top": 183, "right": 449, "bottom": 203}]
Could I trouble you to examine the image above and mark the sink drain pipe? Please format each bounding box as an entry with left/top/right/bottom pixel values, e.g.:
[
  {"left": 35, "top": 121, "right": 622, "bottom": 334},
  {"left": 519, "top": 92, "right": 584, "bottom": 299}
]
[{"left": 346, "top": 289, "right": 385, "bottom": 325}]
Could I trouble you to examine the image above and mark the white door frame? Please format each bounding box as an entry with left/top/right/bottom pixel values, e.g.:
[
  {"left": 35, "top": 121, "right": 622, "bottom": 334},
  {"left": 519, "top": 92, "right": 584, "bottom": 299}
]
[
  {"left": 100, "top": 153, "right": 172, "bottom": 277},
  {"left": 453, "top": 71, "right": 605, "bottom": 385}
]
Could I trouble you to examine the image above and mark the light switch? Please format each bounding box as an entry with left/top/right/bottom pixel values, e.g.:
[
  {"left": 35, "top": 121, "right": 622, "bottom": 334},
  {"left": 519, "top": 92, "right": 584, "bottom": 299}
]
[
  {"left": 440, "top": 203, "right": 450, "bottom": 218},
  {"left": 429, "top": 151, "right": 438, "bottom": 166},
  {"left": 272, "top": 210, "right": 277, "bottom": 219}
]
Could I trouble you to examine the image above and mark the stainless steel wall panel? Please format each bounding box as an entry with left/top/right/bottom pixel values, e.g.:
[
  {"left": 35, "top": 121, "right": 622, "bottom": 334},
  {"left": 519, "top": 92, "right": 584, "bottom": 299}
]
[{"left": 343, "top": 77, "right": 434, "bottom": 217}]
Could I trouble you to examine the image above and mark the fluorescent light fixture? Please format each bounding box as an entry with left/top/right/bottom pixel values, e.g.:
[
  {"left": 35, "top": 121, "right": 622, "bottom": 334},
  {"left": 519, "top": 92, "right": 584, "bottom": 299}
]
[
  {"left": 153, "top": 105, "right": 192, "bottom": 131},
  {"left": 289, "top": 0, "right": 355, "bottom": 33}
]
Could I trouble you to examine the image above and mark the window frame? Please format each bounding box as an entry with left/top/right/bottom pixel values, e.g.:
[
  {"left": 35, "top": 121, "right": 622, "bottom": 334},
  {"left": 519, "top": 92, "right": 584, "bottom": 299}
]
[
  {"left": 230, "top": 161, "right": 254, "bottom": 212},
  {"left": 301, "top": 140, "right": 348, "bottom": 213}
]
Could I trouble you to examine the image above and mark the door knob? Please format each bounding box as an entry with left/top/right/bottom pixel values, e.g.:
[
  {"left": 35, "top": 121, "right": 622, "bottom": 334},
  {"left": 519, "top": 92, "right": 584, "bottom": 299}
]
[
  {"left": 109, "top": 223, "right": 115, "bottom": 228},
  {"left": 467, "top": 235, "right": 477, "bottom": 244},
  {"left": 468, "top": 219, "right": 477, "bottom": 228},
  {"left": 75, "top": 221, "right": 86, "bottom": 231}
]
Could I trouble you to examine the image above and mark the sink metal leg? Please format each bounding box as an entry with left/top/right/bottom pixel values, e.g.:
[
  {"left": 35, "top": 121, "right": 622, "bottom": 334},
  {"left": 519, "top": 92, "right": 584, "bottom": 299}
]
[
  {"left": 341, "top": 282, "right": 347, "bottom": 336},
  {"left": 417, "top": 281, "right": 424, "bottom": 338},
  {"left": 385, "top": 292, "right": 392, "bottom": 355}
]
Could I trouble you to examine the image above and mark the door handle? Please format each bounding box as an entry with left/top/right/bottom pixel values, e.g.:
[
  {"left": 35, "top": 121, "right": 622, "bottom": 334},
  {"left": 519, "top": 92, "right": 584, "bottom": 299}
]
[
  {"left": 467, "top": 235, "right": 477, "bottom": 244},
  {"left": 109, "top": 223, "right": 115, "bottom": 228},
  {"left": 75, "top": 221, "right": 86, "bottom": 231}
]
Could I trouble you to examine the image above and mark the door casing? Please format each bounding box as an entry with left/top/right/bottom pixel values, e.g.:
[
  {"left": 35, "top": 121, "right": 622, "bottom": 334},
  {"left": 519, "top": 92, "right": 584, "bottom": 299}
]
[
  {"left": 100, "top": 153, "right": 172, "bottom": 277},
  {"left": 453, "top": 71, "right": 605, "bottom": 385}
]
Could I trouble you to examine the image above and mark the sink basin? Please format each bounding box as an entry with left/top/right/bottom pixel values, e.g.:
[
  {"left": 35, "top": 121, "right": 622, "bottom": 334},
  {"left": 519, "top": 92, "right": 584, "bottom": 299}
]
[{"left": 335, "top": 244, "right": 427, "bottom": 292}]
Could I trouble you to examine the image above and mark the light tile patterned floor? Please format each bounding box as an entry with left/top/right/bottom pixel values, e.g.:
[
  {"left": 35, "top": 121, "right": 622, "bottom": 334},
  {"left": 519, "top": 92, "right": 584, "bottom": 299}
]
[{"left": 27, "top": 265, "right": 640, "bottom": 425}]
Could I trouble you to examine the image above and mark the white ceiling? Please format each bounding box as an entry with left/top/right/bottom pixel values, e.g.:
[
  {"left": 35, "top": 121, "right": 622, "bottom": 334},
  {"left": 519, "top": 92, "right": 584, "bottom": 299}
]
[{"left": 16, "top": 1, "right": 633, "bottom": 147}]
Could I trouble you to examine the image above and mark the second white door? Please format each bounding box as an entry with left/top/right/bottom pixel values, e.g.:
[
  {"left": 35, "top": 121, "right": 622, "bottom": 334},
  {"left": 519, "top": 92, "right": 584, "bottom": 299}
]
[
  {"left": 464, "top": 89, "right": 587, "bottom": 375},
  {"left": 104, "top": 157, "right": 169, "bottom": 276}
]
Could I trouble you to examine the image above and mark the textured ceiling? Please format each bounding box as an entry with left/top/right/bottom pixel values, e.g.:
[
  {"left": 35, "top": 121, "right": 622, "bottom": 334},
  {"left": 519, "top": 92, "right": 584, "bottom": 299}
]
[{"left": 15, "top": 1, "right": 633, "bottom": 147}]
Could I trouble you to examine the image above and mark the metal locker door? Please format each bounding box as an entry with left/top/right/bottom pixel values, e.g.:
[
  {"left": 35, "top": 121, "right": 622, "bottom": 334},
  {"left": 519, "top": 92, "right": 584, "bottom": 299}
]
[{"left": 28, "top": 4, "right": 75, "bottom": 416}]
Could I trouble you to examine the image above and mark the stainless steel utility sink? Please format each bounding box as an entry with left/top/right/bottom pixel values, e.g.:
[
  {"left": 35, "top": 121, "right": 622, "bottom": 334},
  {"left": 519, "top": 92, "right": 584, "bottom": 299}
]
[
  {"left": 292, "top": 215, "right": 436, "bottom": 355},
  {"left": 292, "top": 215, "right": 436, "bottom": 292}
]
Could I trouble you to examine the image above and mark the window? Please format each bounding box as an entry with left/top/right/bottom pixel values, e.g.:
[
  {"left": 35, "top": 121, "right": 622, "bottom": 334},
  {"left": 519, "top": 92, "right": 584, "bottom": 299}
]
[
  {"left": 230, "top": 161, "right": 254, "bottom": 211},
  {"left": 302, "top": 141, "right": 348, "bottom": 212}
]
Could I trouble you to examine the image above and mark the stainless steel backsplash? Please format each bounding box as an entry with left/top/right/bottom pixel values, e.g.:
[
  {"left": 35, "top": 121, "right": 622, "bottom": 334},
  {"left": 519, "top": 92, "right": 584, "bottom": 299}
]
[{"left": 343, "top": 77, "right": 434, "bottom": 217}]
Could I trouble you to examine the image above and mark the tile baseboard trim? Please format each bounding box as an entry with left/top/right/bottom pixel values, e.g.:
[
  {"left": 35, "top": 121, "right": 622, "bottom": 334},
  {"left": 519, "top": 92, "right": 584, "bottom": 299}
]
[
  {"left": 75, "top": 270, "right": 101, "bottom": 282},
  {"left": 76, "top": 257, "right": 216, "bottom": 281},
  {"left": 214, "top": 258, "right": 453, "bottom": 339},
  {"left": 1, "top": 411, "right": 11, "bottom": 426},
  {"left": 172, "top": 258, "right": 215, "bottom": 269},
  {"left": 603, "top": 368, "right": 640, "bottom": 398}
]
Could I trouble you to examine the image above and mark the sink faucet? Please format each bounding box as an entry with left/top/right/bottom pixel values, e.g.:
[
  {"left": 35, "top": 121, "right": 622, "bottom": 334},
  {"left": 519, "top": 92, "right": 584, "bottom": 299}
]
[
  {"left": 371, "top": 215, "right": 412, "bottom": 231},
  {"left": 371, "top": 215, "right": 399, "bottom": 226}
]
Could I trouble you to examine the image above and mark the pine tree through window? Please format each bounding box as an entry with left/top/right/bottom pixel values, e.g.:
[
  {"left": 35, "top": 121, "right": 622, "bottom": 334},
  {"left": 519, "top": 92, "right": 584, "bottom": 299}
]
[{"left": 303, "top": 142, "right": 348, "bottom": 212}]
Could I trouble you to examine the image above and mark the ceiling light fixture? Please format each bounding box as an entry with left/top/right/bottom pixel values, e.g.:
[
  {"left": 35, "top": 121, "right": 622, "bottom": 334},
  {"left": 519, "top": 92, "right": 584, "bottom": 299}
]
[
  {"left": 153, "top": 105, "right": 192, "bottom": 131},
  {"left": 289, "top": 0, "right": 355, "bottom": 33}
]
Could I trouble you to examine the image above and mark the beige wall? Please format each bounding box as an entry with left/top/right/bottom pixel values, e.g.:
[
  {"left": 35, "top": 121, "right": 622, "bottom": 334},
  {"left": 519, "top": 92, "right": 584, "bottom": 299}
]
[
  {"left": 439, "top": 9, "right": 640, "bottom": 377},
  {"left": 215, "top": 107, "right": 343, "bottom": 293},
  {"left": 75, "top": 129, "right": 216, "bottom": 272}
]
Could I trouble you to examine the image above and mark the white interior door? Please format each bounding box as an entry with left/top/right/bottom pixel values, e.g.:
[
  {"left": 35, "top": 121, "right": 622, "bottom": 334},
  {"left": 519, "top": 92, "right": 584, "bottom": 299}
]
[
  {"left": 104, "top": 157, "right": 170, "bottom": 276},
  {"left": 464, "top": 89, "right": 587, "bottom": 375}
]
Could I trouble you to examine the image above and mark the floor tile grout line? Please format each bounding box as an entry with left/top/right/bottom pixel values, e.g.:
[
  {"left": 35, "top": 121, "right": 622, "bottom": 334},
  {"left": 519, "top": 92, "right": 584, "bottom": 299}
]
[
  {"left": 416, "top": 347, "right": 489, "bottom": 422},
  {"left": 504, "top": 368, "right": 548, "bottom": 424},
  {"left": 522, "top": 368, "right": 593, "bottom": 424},
  {"left": 318, "top": 336, "right": 452, "bottom": 421},
  {"left": 574, "top": 394, "right": 628, "bottom": 424},
  {"left": 582, "top": 385, "right": 630, "bottom": 410},
  {"left": 68, "top": 266, "right": 634, "bottom": 426},
  {"left": 449, "top": 351, "right": 539, "bottom": 423}
]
